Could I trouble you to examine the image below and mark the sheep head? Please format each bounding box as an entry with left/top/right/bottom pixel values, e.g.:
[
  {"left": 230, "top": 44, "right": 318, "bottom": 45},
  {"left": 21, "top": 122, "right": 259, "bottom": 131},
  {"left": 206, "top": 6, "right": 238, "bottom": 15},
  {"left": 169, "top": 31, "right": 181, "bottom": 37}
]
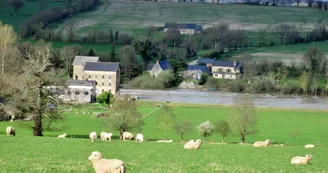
[
  {"left": 306, "top": 154, "right": 313, "bottom": 161},
  {"left": 196, "top": 139, "right": 202, "bottom": 143},
  {"left": 88, "top": 151, "right": 102, "bottom": 161},
  {"left": 265, "top": 140, "right": 271, "bottom": 144}
]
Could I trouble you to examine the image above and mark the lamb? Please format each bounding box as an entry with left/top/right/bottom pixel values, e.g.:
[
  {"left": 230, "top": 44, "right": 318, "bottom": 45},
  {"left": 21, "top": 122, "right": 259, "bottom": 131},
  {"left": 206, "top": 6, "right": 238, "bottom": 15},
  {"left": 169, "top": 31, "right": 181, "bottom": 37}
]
[
  {"left": 88, "top": 151, "right": 126, "bottom": 173},
  {"left": 135, "top": 133, "right": 144, "bottom": 143},
  {"left": 253, "top": 140, "right": 271, "bottom": 148},
  {"left": 57, "top": 133, "right": 67, "bottom": 138},
  {"left": 90, "top": 132, "right": 97, "bottom": 142},
  {"left": 184, "top": 139, "right": 202, "bottom": 149},
  {"left": 291, "top": 154, "right": 313, "bottom": 165},
  {"left": 6, "top": 126, "right": 15, "bottom": 136},
  {"left": 305, "top": 144, "right": 315, "bottom": 149},
  {"left": 122, "top": 132, "right": 133, "bottom": 141},
  {"left": 101, "top": 132, "right": 113, "bottom": 141}
]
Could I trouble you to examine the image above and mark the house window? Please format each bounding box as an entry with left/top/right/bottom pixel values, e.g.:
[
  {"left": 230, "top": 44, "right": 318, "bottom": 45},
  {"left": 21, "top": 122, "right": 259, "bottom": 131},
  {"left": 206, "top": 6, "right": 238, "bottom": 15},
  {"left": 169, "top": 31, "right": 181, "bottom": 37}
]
[
  {"left": 95, "top": 75, "right": 98, "bottom": 79},
  {"left": 75, "top": 91, "right": 80, "bottom": 95},
  {"left": 75, "top": 75, "right": 78, "bottom": 80},
  {"left": 102, "top": 75, "right": 104, "bottom": 79},
  {"left": 226, "top": 69, "right": 231, "bottom": 73},
  {"left": 109, "top": 76, "right": 111, "bottom": 79},
  {"left": 218, "top": 68, "right": 223, "bottom": 72},
  {"left": 109, "top": 83, "right": 111, "bottom": 86},
  {"left": 89, "top": 75, "right": 91, "bottom": 79},
  {"left": 84, "top": 91, "right": 89, "bottom": 95},
  {"left": 67, "top": 91, "right": 71, "bottom": 95},
  {"left": 102, "top": 89, "right": 104, "bottom": 92},
  {"left": 102, "top": 83, "right": 104, "bottom": 86}
]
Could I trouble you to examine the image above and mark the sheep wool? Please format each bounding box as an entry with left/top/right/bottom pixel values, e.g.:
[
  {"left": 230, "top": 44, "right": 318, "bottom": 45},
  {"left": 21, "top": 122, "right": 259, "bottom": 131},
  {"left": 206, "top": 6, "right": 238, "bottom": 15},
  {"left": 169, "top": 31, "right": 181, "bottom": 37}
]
[
  {"left": 101, "top": 132, "right": 113, "bottom": 141},
  {"left": 6, "top": 126, "right": 15, "bottom": 136},
  {"left": 88, "top": 151, "right": 126, "bottom": 173},
  {"left": 136, "top": 133, "right": 144, "bottom": 143},
  {"left": 58, "top": 133, "right": 67, "bottom": 138},
  {"left": 90, "top": 132, "right": 97, "bottom": 143},
  {"left": 253, "top": 140, "right": 271, "bottom": 148},
  {"left": 304, "top": 144, "right": 315, "bottom": 149},
  {"left": 122, "top": 132, "right": 133, "bottom": 141},
  {"left": 184, "top": 139, "right": 202, "bottom": 150},
  {"left": 291, "top": 154, "right": 312, "bottom": 165}
]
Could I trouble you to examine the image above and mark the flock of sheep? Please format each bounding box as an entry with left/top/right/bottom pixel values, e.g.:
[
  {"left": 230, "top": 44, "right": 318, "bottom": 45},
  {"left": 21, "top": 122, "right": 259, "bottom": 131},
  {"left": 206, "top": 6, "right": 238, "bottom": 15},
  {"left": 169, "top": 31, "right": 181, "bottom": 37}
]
[{"left": 6, "top": 126, "right": 315, "bottom": 173}]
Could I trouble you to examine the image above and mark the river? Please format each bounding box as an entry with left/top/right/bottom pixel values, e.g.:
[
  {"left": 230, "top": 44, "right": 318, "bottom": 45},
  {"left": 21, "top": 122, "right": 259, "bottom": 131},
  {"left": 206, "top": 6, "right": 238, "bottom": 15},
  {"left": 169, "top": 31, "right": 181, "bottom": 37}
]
[{"left": 119, "top": 89, "right": 328, "bottom": 110}]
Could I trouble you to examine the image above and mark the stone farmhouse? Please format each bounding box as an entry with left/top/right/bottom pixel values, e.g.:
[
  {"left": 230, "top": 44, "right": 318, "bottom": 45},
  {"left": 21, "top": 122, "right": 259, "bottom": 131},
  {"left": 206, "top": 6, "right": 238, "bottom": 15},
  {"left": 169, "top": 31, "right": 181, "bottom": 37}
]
[
  {"left": 164, "top": 23, "right": 202, "bottom": 35},
  {"left": 72, "top": 56, "right": 120, "bottom": 95},
  {"left": 147, "top": 60, "right": 173, "bottom": 77},
  {"left": 211, "top": 60, "right": 243, "bottom": 79},
  {"left": 185, "top": 65, "right": 211, "bottom": 80},
  {"left": 64, "top": 80, "right": 97, "bottom": 104}
]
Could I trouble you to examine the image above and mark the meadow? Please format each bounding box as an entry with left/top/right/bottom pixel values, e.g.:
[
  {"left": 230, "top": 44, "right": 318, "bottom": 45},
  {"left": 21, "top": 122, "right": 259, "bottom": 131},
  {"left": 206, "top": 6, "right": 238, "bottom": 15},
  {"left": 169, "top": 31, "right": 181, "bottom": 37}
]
[{"left": 0, "top": 102, "right": 328, "bottom": 172}]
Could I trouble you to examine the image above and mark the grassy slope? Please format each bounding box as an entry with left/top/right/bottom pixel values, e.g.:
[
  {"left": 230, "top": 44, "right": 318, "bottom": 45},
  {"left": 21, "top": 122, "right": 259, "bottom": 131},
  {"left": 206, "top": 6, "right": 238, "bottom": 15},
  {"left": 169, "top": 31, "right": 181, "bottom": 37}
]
[
  {"left": 0, "top": 103, "right": 328, "bottom": 172},
  {"left": 57, "top": 1, "right": 328, "bottom": 37},
  {"left": 0, "top": 1, "right": 66, "bottom": 31}
]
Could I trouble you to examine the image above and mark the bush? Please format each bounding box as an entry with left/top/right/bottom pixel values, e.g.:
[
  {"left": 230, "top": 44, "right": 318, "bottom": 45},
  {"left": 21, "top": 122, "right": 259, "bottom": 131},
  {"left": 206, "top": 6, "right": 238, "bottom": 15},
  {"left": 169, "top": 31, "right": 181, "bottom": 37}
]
[
  {"left": 279, "top": 80, "right": 301, "bottom": 95},
  {"left": 96, "top": 92, "right": 114, "bottom": 105},
  {"left": 130, "top": 71, "right": 176, "bottom": 89}
]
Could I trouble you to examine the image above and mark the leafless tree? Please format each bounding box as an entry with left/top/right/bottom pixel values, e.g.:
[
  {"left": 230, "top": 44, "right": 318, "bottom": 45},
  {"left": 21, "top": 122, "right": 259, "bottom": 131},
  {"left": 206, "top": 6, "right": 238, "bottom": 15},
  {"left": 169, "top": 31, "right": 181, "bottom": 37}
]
[
  {"left": 60, "top": 46, "right": 78, "bottom": 79},
  {"left": 274, "top": 24, "right": 292, "bottom": 45},
  {"left": 0, "top": 22, "right": 17, "bottom": 75},
  {"left": 166, "top": 29, "right": 181, "bottom": 47},
  {"left": 230, "top": 96, "right": 258, "bottom": 143},
  {"left": 156, "top": 105, "right": 176, "bottom": 139},
  {"left": 64, "top": 21, "right": 77, "bottom": 41}
]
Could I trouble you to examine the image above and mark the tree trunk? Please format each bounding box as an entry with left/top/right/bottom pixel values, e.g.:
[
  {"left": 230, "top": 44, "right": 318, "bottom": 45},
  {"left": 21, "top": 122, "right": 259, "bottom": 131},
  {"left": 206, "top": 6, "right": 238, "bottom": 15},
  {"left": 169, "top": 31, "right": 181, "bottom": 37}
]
[
  {"left": 34, "top": 87, "right": 43, "bottom": 136},
  {"left": 120, "top": 128, "right": 124, "bottom": 140},
  {"left": 181, "top": 133, "right": 184, "bottom": 141},
  {"left": 164, "top": 127, "right": 167, "bottom": 140},
  {"left": 241, "top": 135, "right": 245, "bottom": 143}
]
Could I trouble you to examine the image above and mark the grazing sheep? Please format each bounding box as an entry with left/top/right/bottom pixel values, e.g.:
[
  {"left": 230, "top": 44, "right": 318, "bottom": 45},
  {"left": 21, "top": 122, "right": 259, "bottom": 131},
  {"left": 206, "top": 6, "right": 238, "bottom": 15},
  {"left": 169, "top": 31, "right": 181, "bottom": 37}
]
[
  {"left": 122, "top": 132, "right": 133, "bottom": 141},
  {"left": 101, "top": 132, "right": 113, "bottom": 141},
  {"left": 88, "top": 151, "right": 126, "bottom": 173},
  {"left": 305, "top": 144, "right": 315, "bottom": 149},
  {"left": 90, "top": 132, "right": 97, "bottom": 142},
  {"left": 291, "top": 154, "right": 313, "bottom": 165},
  {"left": 58, "top": 133, "right": 67, "bottom": 138},
  {"left": 184, "top": 139, "right": 202, "bottom": 150},
  {"left": 6, "top": 126, "right": 15, "bottom": 136},
  {"left": 253, "top": 140, "right": 271, "bottom": 148},
  {"left": 136, "top": 133, "right": 144, "bottom": 143}
]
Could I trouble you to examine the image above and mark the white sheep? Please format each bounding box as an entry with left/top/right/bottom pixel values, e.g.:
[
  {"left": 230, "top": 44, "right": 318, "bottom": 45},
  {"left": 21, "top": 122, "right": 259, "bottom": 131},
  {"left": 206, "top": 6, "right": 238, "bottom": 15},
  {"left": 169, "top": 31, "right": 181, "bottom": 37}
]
[
  {"left": 90, "top": 132, "right": 97, "bottom": 142},
  {"left": 253, "top": 140, "right": 271, "bottom": 148},
  {"left": 184, "top": 139, "right": 202, "bottom": 149},
  {"left": 88, "top": 151, "right": 126, "bottom": 173},
  {"left": 57, "top": 133, "right": 67, "bottom": 138},
  {"left": 122, "top": 132, "right": 133, "bottom": 141},
  {"left": 135, "top": 133, "right": 144, "bottom": 143},
  {"left": 6, "top": 126, "right": 15, "bottom": 136},
  {"left": 101, "top": 132, "right": 113, "bottom": 141},
  {"left": 305, "top": 144, "right": 315, "bottom": 149},
  {"left": 291, "top": 154, "right": 313, "bottom": 165}
]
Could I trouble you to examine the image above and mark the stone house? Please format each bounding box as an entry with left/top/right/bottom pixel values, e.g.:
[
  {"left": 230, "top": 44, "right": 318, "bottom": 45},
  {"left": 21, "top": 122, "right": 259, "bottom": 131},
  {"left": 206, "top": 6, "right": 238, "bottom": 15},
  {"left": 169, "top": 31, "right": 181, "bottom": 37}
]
[
  {"left": 211, "top": 60, "right": 243, "bottom": 79},
  {"left": 147, "top": 60, "right": 173, "bottom": 77},
  {"left": 164, "top": 23, "right": 202, "bottom": 35},
  {"left": 72, "top": 56, "right": 120, "bottom": 95},
  {"left": 185, "top": 65, "right": 211, "bottom": 80},
  {"left": 64, "top": 80, "right": 97, "bottom": 103},
  {"left": 72, "top": 56, "right": 99, "bottom": 80},
  {"left": 196, "top": 57, "right": 215, "bottom": 68}
]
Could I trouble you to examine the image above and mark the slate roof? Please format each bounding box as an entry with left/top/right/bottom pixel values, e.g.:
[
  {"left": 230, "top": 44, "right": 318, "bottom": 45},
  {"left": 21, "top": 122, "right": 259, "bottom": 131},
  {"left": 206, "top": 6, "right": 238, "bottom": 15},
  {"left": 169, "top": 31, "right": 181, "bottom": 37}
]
[
  {"left": 212, "top": 60, "right": 235, "bottom": 67},
  {"left": 196, "top": 58, "right": 215, "bottom": 65},
  {"left": 67, "top": 80, "right": 96, "bottom": 86},
  {"left": 72, "top": 56, "right": 99, "bottom": 66},
  {"left": 146, "top": 63, "right": 155, "bottom": 71},
  {"left": 164, "top": 23, "right": 202, "bottom": 31},
  {"left": 83, "top": 62, "right": 120, "bottom": 72},
  {"left": 158, "top": 61, "right": 173, "bottom": 70},
  {"left": 187, "top": 65, "right": 210, "bottom": 74}
]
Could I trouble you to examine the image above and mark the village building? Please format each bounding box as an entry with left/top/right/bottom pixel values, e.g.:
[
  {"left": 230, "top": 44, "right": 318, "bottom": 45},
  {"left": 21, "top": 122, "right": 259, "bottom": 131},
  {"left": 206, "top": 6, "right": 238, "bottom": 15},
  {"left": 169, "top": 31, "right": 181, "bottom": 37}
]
[
  {"left": 164, "top": 23, "right": 202, "bottom": 35},
  {"left": 147, "top": 60, "right": 173, "bottom": 77},
  {"left": 211, "top": 60, "right": 243, "bottom": 79}
]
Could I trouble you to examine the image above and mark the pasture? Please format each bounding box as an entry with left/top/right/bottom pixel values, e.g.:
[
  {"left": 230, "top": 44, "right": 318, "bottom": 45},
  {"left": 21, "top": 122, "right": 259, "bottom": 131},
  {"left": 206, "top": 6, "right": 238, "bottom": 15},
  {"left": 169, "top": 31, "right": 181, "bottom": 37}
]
[
  {"left": 56, "top": 0, "right": 328, "bottom": 37},
  {"left": 0, "top": 102, "right": 328, "bottom": 172}
]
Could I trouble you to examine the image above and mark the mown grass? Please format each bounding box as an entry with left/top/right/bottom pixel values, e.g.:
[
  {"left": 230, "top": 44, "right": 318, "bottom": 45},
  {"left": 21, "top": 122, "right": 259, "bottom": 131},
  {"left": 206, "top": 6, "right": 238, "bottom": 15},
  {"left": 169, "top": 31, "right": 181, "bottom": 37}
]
[{"left": 0, "top": 102, "right": 328, "bottom": 172}]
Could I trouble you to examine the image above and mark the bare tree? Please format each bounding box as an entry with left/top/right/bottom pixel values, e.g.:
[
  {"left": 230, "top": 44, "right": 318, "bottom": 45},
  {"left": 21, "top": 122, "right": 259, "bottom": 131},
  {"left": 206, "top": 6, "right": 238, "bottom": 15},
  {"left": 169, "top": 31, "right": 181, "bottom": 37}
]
[
  {"left": 60, "top": 46, "right": 78, "bottom": 79},
  {"left": 156, "top": 105, "right": 176, "bottom": 139},
  {"left": 198, "top": 120, "right": 214, "bottom": 139},
  {"left": 24, "top": 43, "right": 58, "bottom": 136},
  {"left": 174, "top": 120, "right": 193, "bottom": 141},
  {"left": 64, "top": 21, "right": 77, "bottom": 41},
  {"left": 165, "top": 29, "right": 181, "bottom": 48},
  {"left": 0, "top": 22, "right": 17, "bottom": 75},
  {"left": 230, "top": 96, "right": 257, "bottom": 143},
  {"left": 108, "top": 95, "right": 143, "bottom": 140},
  {"left": 274, "top": 24, "right": 291, "bottom": 45},
  {"left": 258, "top": 29, "right": 267, "bottom": 47},
  {"left": 119, "top": 46, "right": 141, "bottom": 80}
]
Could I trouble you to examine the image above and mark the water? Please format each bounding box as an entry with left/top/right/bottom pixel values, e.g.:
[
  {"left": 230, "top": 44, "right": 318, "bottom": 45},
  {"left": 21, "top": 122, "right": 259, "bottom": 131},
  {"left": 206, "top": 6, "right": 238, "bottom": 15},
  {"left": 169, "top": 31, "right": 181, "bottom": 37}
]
[{"left": 119, "top": 89, "right": 328, "bottom": 110}]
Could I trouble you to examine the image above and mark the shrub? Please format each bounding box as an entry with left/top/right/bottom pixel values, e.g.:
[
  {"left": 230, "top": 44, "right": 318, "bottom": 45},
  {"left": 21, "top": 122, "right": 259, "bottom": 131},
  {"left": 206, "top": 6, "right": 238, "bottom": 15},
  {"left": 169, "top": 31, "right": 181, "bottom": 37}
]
[
  {"left": 279, "top": 80, "right": 301, "bottom": 95},
  {"left": 198, "top": 120, "right": 214, "bottom": 139},
  {"left": 130, "top": 71, "right": 176, "bottom": 89},
  {"left": 96, "top": 92, "right": 114, "bottom": 105}
]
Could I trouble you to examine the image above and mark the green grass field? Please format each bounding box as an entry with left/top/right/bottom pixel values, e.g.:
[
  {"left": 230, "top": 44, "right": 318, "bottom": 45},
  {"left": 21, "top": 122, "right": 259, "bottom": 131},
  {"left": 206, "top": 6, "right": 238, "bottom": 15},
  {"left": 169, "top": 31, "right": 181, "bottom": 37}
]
[
  {"left": 56, "top": 0, "right": 328, "bottom": 37},
  {"left": 0, "top": 103, "right": 328, "bottom": 172}
]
